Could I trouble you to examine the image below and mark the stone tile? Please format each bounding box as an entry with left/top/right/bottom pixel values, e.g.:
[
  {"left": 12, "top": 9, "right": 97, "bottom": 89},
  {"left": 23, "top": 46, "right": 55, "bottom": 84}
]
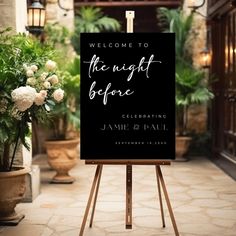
[
  {"left": 190, "top": 199, "right": 233, "bottom": 208},
  {"left": 175, "top": 212, "right": 211, "bottom": 224},
  {"left": 179, "top": 223, "right": 226, "bottom": 236},
  {"left": 94, "top": 220, "right": 124, "bottom": 228},
  {"left": 175, "top": 205, "right": 202, "bottom": 213},
  {"left": 95, "top": 202, "right": 125, "bottom": 212},
  {"left": 21, "top": 208, "right": 55, "bottom": 225},
  {"left": 57, "top": 229, "right": 81, "bottom": 236},
  {"left": 206, "top": 209, "right": 236, "bottom": 219},
  {"left": 218, "top": 193, "right": 236, "bottom": 201},
  {"left": 50, "top": 225, "right": 75, "bottom": 233},
  {"left": 188, "top": 189, "right": 218, "bottom": 199},
  {"left": 48, "top": 215, "right": 82, "bottom": 228},
  {"left": 134, "top": 215, "right": 165, "bottom": 228},
  {"left": 133, "top": 207, "right": 161, "bottom": 217},
  {"left": 83, "top": 227, "right": 107, "bottom": 236},
  {"left": 0, "top": 224, "right": 45, "bottom": 236},
  {"left": 54, "top": 207, "right": 85, "bottom": 217},
  {"left": 41, "top": 227, "right": 54, "bottom": 236},
  {"left": 104, "top": 224, "right": 137, "bottom": 233},
  {"left": 211, "top": 218, "right": 236, "bottom": 228}
]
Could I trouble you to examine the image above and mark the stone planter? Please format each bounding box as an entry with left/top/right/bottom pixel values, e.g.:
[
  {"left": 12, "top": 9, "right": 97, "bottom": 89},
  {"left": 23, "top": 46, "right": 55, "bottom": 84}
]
[
  {"left": 175, "top": 136, "right": 192, "bottom": 161},
  {"left": 0, "top": 167, "right": 29, "bottom": 225},
  {"left": 45, "top": 139, "right": 79, "bottom": 183}
]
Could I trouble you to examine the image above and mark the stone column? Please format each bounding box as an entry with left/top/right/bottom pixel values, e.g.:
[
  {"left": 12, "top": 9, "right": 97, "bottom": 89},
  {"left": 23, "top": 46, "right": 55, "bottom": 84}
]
[
  {"left": 0, "top": 0, "right": 27, "bottom": 33},
  {"left": 183, "top": 0, "right": 209, "bottom": 134},
  {"left": 0, "top": 0, "right": 40, "bottom": 202},
  {"left": 46, "top": 0, "right": 74, "bottom": 31},
  {"left": 0, "top": 0, "right": 31, "bottom": 166}
]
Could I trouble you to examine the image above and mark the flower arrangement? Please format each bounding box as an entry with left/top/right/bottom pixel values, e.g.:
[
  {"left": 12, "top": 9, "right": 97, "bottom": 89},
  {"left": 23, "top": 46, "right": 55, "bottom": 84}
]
[
  {"left": 10, "top": 60, "right": 63, "bottom": 113},
  {"left": 0, "top": 28, "right": 64, "bottom": 171}
]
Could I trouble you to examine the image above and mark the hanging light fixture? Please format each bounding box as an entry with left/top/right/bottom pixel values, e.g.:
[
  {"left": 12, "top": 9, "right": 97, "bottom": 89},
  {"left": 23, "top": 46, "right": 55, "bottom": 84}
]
[
  {"left": 231, "top": 0, "right": 236, "bottom": 7},
  {"left": 57, "top": 0, "right": 73, "bottom": 12},
  {"left": 26, "top": 0, "right": 46, "bottom": 36},
  {"left": 188, "top": 0, "right": 206, "bottom": 12},
  {"left": 200, "top": 47, "right": 211, "bottom": 69},
  {"left": 188, "top": 0, "right": 207, "bottom": 18}
]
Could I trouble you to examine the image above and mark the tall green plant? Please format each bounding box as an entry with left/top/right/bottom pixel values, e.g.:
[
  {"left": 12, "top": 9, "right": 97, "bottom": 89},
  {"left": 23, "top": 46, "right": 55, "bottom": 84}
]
[
  {"left": 71, "top": 7, "right": 121, "bottom": 54},
  {"left": 157, "top": 8, "right": 214, "bottom": 135},
  {"left": 157, "top": 7, "right": 193, "bottom": 62},
  {"left": 176, "top": 62, "right": 214, "bottom": 134},
  {"left": 48, "top": 64, "right": 80, "bottom": 140},
  {"left": 42, "top": 25, "right": 81, "bottom": 140}
]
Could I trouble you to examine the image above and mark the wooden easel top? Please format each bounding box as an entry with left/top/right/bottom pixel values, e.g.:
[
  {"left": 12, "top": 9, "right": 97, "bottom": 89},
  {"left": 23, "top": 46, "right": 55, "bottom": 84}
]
[{"left": 85, "top": 160, "right": 171, "bottom": 165}]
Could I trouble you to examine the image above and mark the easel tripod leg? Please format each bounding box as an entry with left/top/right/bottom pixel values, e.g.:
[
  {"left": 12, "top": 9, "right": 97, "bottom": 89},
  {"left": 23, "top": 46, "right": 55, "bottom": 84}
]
[
  {"left": 156, "top": 166, "right": 179, "bottom": 236},
  {"left": 89, "top": 165, "right": 103, "bottom": 227},
  {"left": 79, "top": 165, "right": 102, "bottom": 236},
  {"left": 126, "top": 164, "right": 132, "bottom": 229},
  {"left": 155, "top": 165, "right": 165, "bottom": 228}
]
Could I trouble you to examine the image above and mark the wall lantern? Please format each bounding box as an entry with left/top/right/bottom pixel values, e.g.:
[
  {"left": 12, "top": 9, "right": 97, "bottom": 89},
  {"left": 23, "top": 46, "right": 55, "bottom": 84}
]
[
  {"left": 188, "top": 0, "right": 207, "bottom": 18},
  {"left": 231, "top": 0, "right": 236, "bottom": 7},
  {"left": 188, "top": 0, "right": 206, "bottom": 12},
  {"left": 26, "top": 0, "right": 46, "bottom": 36},
  {"left": 200, "top": 48, "right": 211, "bottom": 69}
]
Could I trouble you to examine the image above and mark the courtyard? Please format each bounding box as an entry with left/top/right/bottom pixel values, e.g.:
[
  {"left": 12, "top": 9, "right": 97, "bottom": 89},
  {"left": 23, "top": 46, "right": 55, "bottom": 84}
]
[{"left": 1, "top": 156, "right": 236, "bottom": 236}]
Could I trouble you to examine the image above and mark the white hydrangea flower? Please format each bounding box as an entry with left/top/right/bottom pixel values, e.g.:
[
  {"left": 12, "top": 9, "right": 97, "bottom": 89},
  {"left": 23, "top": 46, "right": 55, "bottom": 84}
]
[
  {"left": 30, "top": 65, "right": 38, "bottom": 72},
  {"left": 43, "top": 81, "right": 51, "bottom": 89},
  {"left": 23, "top": 63, "right": 29, "bottom": 71},
  {"left": 26, "top": 77, "right": 36, "bottom": 86},
  {"left": 26, "top": 69, "right": 34, "bottom": 77},
  {"left": 52, "top": 88, "right": 64, "bottom": 102},
  {"left": 11, "top": 86, "right": 36, "bottom": 112},
  {"left": 39, "top": 90, "right": 47, "bottom": 98},
  {"left": 40, "top": 72, "right": 48, "bottom": 81},
  {"left": 45, "top": 60, "right": 56, "bottom": 71},
  {"left": 49, "top": 74, "right": 59, "bottom": 85},
  {"left": 34, "top": 93, "right": 45, "bottom": 106}
]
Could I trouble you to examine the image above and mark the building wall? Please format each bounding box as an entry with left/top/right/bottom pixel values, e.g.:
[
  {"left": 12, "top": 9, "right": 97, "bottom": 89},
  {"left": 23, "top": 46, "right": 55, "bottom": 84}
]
[
  {"left": 0, "top": 0, "right": 27, "bottom": 33},
  {"left": 0, "top": 0, "right": 30, "bottom": 166},
  {"left": 46, "top": 0, "right": 74, "bottom": 31},
  {"left": 183, "top": 0, "right": 209, "bottom": 134}
]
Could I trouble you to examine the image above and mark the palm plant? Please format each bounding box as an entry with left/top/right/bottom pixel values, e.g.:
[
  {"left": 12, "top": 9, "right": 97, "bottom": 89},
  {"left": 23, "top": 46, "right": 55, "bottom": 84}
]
[
  {"left": 176, "top": 62, "right": 214, "bottom": 135},
  {"left": 157, "top": 8, "right": 214, "bottom": 136},
  {"left": 41, "top": 24, "right": 81, "bottom": 140},
  {"left": 71, "top": 6, "right": 121, "bottom": 54},
  {"left": 157, "top": 7, "right": 193, "bottom": 64}
]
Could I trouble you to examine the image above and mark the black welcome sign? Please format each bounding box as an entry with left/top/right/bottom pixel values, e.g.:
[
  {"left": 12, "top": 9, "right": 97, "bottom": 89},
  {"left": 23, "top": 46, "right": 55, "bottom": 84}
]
[{"left": 80, "top": 33, "right": 175, "bottom": 160}]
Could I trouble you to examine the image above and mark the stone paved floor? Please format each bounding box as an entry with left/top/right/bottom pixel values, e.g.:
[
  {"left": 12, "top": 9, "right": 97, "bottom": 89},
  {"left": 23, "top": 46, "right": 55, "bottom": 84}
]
[{"left": 1, "top": 156, "right": 236, "bottom": 236}]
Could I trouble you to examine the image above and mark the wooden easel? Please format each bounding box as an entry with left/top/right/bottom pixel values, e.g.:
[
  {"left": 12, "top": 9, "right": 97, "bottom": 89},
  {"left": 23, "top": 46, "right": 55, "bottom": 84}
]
[
  {"left": 79, "top": 11, "right": 179, "bottom": 236},
  {"left": 79, "top": 160, "right": 179, "bottom": 236}
]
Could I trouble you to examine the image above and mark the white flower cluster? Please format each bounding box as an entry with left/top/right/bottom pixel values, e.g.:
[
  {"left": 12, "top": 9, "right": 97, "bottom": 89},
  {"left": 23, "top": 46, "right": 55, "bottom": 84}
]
[
  {"left": 11, "top": 60, "right": 64, "bottom": 113},
  {"left": 11, "top": 86, "right": 36, "bottom": 112},
  {"left": 52, "top": 88, "right": 64, "bottom": 102}
]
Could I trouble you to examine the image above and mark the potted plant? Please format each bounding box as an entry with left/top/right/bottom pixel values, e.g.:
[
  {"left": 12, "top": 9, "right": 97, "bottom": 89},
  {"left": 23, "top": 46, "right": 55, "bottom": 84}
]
[
  {"left": 44, "top": 56, "right": 81, "bottom": 184},
  {"left": 175, "top": 62, "right": 214, "bottom": 159},
  {"left": 0, "top": 28, "right": 64, "bottom": 224},
  {"left": 157, "top": 8, "right": 214, "bottom": 160}
]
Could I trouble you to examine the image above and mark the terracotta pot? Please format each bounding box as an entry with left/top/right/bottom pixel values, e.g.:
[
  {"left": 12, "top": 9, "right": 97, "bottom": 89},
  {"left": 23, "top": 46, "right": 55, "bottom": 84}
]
[
  {"left": 45, "top": 139, "right": 79, "bottom": 183},
  {"left": 0, "top": 167, "right": 29, "bottom": 223},
  {"left": 175, "top": 136, "right": 192, "bottom": 161}
]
